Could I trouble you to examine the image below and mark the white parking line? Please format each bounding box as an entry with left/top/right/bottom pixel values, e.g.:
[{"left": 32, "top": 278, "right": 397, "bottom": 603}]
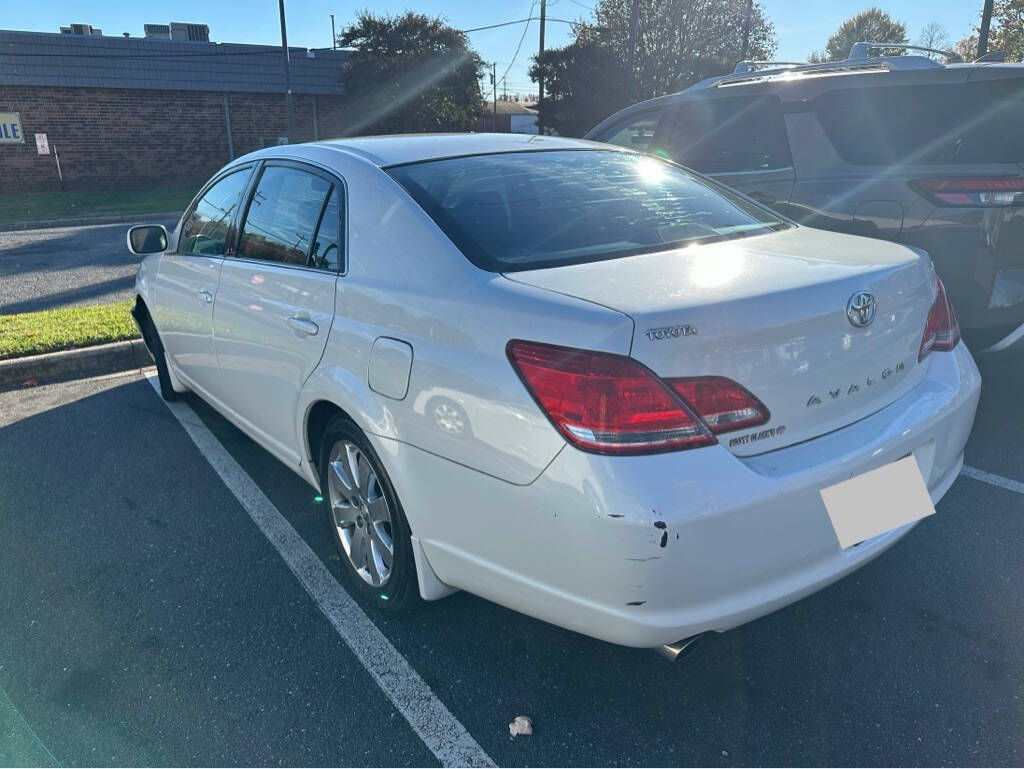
[
  {"left": 961, "top": 465, "right": 1024, "bottom": 496},
  {"left": 147, "top": 377, "right": 494, "bottom": 768}
]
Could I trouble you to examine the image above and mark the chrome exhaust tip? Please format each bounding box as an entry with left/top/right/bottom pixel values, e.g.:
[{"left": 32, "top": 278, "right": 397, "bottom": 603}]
[{"left": 657, "top": 633, "right": 706, "bottom": 661}]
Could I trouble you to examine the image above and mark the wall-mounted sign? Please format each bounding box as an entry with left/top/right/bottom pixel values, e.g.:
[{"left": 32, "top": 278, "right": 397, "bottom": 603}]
[
  {"left": 35, "top": 133, "right": 49, "bottom": 155},
  {"left": 0, "top": 112, "right": 24, "bottom": 143}
]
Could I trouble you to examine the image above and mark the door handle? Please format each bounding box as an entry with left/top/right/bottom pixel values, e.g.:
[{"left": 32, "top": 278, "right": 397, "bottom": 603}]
[
  {"left": 197, "top": 290, "right": 213, "bottom": 304},
  {"left": 287, "top": 317, "right": 319, "bottom": 336}
]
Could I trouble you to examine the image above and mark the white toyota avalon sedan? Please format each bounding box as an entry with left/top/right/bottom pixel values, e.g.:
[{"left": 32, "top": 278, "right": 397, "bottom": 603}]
[{"left": 127, "top": 134, "right": 980, "bottom": 657}]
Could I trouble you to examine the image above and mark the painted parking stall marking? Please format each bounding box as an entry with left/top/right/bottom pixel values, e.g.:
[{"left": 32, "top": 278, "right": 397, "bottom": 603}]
[
  {"left": 961, "top": 464, "right": 1024, "bottom": 496},
  {"left": 146, "top": 376, "right": 495, "bottom": 769}
]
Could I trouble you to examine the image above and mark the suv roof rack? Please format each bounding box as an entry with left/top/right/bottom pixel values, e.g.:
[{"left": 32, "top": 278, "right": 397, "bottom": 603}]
[
  {"left": 710, "top": 59, "right": 891, "bottom": 88},
  {"left": 732, "top": 61, "right": 805, "bottom": 74},
  {"left": 847, "top": 41, "right": 963, "bottom": 63},
  {"left": 693, "top": 40, "right": 954, "bottom": 90}
]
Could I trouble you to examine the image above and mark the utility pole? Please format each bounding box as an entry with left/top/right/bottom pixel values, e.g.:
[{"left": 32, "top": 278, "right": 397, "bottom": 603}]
[
  {"left": 627, "top": 0, "right": 639, "bottom": 73},
  {"left": 492, "top": 62, "right": 498, "bottom": 131},
  {"left": 331, "top": 14, "right": 336, "bottom": 49},
  {"left": 278, "top": 0, "right": 295, "bottom": 143},
  {"left": 978, "top": 0, "right": 994, "bottom": 57},
  {"left": 740, "top": 0, "right": 753, "bottom": 61},
  {"left": 537, "top": 0, "right": 546, "bottom": 134}
]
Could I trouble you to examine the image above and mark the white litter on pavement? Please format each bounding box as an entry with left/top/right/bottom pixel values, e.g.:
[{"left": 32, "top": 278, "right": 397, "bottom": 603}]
[{"left": 509, "top": 715, "right": 533, "bottom": 738}]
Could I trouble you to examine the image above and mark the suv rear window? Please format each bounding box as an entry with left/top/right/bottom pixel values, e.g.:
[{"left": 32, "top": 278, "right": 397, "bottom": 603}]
[
  {"left": 814, "top": 80, "right": 1024, "bottom": 165},
  {"left": 386, "top": 150, "right": 786, "bottom": 272},
  {"left": 665, "top": 95, "right": 792, "bottom": 173}
]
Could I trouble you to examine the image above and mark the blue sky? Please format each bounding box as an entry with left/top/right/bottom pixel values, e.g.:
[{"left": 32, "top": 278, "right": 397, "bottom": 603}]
[{"left": 10, "top": 1, "right": 985, "bottom": 96}]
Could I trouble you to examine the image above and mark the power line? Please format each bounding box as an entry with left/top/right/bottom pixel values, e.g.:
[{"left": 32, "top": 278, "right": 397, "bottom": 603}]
[
  {"left": 461, "top": 16, "right": 615, "bottom": 34},
  {"left": 500, "top": 0, "right": 538, "bottom": 85}
]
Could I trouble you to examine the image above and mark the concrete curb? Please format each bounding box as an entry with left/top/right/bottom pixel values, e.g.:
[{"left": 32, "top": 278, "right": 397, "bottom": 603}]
[
  {"left": 0, "top": 339, "right": 154, "bottom": 392},
  {"left": 0, "top": 211, "right": 181, "bottom": 233}
]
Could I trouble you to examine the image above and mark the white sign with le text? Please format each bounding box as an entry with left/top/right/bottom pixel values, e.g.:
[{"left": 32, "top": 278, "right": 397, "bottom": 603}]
[{"left": 0, "top": 112, "right": 24, "bottom": 143}]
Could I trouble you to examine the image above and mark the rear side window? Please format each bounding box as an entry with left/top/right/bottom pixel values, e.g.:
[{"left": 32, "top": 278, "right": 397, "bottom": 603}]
[
  {"left": 387, "top": 150, "right": 786, "bottom": 272},
  {"left": 238, "top": 166, "right": 332, "bottom": 267},
  {"left": 596, "top": 109, "right": 664, "bottom": 152},
  {"left": 666, "top": 95, "right": 792, "bottom": 173},
  {"left": 179, "top": 169, "right": 251, "bottom": 256},
  {"left": 814, "top": 81, "right": 1024, "bottom": 165},
  {"left": 310, "top": 188, "right": 342, "bottom": 271}
]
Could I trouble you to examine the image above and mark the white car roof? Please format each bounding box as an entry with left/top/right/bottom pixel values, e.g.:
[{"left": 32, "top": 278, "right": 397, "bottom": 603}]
[{"left": 297, "top": 133, "right": 616, "bottom": 167}]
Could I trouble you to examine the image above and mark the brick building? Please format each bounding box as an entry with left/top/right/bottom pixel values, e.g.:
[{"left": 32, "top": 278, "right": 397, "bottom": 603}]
[{"left": 0, "top": 26, "right": 349, "bottom": 192}]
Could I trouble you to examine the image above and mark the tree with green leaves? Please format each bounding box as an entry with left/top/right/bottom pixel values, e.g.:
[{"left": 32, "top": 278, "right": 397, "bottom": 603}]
[
  {"left": 531, "top": 0, "right": 777, "bottom": 135},
  {"left": 585, "top": 0, "right": 777, "bottom": 99},
  {"left": 528, "top": 40, "right": 636, "bottom": 138},
  {"left": 822, "top": 8, "right": 908, "bottom": 61},
  {"left": 336, "top": 11, "right": 484, "bottom": 135}
]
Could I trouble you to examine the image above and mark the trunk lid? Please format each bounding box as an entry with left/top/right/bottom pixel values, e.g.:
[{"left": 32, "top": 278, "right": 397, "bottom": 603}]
[{"left": 504, "top": 228, "right": 936, "bottom": 456}]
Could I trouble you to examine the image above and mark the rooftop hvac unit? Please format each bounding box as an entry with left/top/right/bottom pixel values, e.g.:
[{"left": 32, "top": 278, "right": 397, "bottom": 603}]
[
  {"left": 143, "top": 24, "right": 171, "bottom": 39},
  {"left": 169, "top": 23, "right": 210, "bottom": 42},
  {"left": 59, "top": 23, "right": 103, "bottom": 36}
]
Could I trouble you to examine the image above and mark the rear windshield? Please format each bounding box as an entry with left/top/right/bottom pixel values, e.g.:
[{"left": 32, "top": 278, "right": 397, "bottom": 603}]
[
  {"left": 814, "top": 80, "right": 1024, "bottom": 166},
  {"left": 386, "top": 150, "right": 786, "bottom": 272}
]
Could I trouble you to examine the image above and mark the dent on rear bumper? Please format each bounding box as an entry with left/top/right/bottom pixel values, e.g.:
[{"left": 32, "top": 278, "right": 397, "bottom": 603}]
[{"left": 379, "top": 344, "right": 980, "bottom": 648}]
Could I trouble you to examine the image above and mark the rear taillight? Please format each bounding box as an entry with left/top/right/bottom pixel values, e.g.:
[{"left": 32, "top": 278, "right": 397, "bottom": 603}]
[
  {"left": 506, "top": 340, "right": 716, "bottom": 455},
  {"left": 919, "top": 277, "right": 961, "bottom": 361},
  {"left": 667, "top": 377, "right": 770, "bottom": 433},
  {"left": 912, "top": 177, "right": 1024, "bottom": 207}
]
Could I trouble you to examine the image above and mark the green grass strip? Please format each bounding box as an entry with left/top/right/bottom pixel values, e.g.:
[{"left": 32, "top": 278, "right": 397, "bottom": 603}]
[
  {"left": 0, "top": 187, "right": 198, "bottom": 225},
  {"left": 0, "top": 301, "right": 139, "bottom": 360}
]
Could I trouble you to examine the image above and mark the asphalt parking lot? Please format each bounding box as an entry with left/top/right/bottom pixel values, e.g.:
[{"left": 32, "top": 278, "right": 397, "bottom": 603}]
[
  {"left": 1, "top": 350, "right": 1023, "bottom": 767},
  {"left": 0, "top": 216, "right": 178, "bottom": 314}
]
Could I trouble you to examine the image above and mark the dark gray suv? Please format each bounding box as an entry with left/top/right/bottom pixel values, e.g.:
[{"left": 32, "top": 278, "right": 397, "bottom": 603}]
[{"left": 586, "top": 43, "right": 1024, "bottom": 352}]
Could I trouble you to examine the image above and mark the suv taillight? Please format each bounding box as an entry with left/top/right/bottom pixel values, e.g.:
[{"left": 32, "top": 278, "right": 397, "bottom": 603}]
[
  {"left": 912, "top": 177, "right": 1024, "bottom": 207},
  {"left": 919, "top": 277, "right": 960, "bottom": 361},
  {"left": 507, "top": 341, "right": 769, "bottom": 455}
]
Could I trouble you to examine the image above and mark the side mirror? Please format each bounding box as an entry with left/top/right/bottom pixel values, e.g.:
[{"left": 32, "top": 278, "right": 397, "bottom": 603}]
[{"left": 127, "top": 224, "right": 169, "bottom": 255}]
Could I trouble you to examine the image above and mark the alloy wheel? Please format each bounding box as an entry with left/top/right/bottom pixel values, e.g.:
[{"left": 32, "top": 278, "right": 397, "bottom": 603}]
[{"left": 326, "top": 440, "right": 394, "bottom": 587}]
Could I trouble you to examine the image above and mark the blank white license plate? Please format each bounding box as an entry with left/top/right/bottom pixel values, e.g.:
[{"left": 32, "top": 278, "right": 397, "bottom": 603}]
[{"left": 820, "top": 455, "right": 935, "bottom": 549}]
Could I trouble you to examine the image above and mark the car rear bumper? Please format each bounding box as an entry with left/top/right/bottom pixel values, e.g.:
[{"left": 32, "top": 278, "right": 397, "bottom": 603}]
[{"left": 382, "top": 344, "right": 981, "bottom": 648}]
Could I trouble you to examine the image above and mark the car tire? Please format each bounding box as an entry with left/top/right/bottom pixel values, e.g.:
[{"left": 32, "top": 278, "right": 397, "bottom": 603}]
[
  {"left": 139, "top": 310, "right": 181, "bottom": 402},
  {"left": 318, "top": 414, "right": 418, "bottom": 611}
]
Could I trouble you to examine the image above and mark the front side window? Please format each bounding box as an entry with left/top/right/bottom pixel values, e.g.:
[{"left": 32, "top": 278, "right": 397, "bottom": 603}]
[
  {"left": 597, "top": 110, "right": 664, "bottom": 152},
  {"left": 179, "top": 169, "right": 251, "bottom": 256},
  {"left": 238, "top": 166, "right": 332, "bottom": 266},
  {"left": 387, "top": 150, "right": 786, "bottom": 272},
  {"left": 666, "top": 96, "right": 792, "bottom": 174}
]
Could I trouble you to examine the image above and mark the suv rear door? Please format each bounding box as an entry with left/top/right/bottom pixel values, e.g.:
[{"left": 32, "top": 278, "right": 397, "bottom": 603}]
[
  {"left": 212, "top": 161, "right": 342, "bottom": 464},
  {"left": 654, "top": 93, "right": 795, "bottom": 209},
  {"left": 793, "top": 67, "right": 1024, "bottom": 342}
]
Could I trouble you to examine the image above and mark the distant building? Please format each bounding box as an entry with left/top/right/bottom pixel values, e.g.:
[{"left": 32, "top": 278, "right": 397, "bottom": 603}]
[
  {"left": 0, "top": 24, "right": 349, "bottom": 192},
  {"left": 473, "top": 100, "right": 538, "bottom": 134}
]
